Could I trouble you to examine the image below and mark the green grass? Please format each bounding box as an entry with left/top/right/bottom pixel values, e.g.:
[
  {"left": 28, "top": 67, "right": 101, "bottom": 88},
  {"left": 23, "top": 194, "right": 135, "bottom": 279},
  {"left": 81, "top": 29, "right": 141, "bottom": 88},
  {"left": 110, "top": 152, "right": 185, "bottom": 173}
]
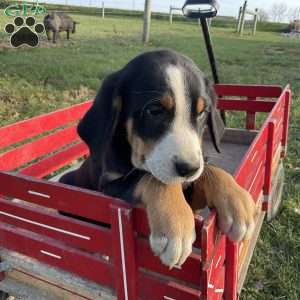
[{"left": 0, "top": 11, "right": 299, "bottom": 299}]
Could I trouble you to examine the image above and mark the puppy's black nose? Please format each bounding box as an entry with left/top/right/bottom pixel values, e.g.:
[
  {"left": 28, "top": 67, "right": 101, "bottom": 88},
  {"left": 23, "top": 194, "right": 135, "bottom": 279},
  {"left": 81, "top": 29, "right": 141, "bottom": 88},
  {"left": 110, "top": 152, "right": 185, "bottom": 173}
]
[{"left": 175, "top": 160, "right": 199, "bottom": 177}]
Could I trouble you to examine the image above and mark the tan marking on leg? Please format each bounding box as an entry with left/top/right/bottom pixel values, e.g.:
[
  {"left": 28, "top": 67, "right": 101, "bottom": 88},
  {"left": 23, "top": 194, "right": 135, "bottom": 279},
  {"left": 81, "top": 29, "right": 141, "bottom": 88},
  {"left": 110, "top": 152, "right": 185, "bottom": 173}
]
[{"left": 134, "top": 174, "right": 196, "bottom": 267}]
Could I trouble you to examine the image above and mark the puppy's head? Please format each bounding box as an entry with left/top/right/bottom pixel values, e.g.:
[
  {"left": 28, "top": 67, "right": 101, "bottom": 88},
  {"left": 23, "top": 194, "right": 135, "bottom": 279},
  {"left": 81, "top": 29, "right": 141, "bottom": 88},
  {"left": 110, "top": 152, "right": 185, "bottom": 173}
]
[{"left": 78, "top": 50, "right": 224, "bottom": 185}]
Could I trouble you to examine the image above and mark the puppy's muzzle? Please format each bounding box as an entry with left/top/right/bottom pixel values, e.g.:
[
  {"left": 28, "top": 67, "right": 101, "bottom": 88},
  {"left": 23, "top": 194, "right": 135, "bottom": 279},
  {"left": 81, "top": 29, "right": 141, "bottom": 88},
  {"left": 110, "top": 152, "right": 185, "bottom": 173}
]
[{"left": 174, "top": 159, "right": 200, "bottom": 178}]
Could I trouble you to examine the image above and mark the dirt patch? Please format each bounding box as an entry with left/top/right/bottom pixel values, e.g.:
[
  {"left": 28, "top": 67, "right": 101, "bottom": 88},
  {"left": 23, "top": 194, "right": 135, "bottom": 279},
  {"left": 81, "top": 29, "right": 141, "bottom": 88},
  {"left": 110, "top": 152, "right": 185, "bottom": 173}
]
[
  {"left": 0, "top": 38, "right": 76, "bottom": 51},
  {"left": 282, "top": 31, "right": 300, "bottom": 39}
]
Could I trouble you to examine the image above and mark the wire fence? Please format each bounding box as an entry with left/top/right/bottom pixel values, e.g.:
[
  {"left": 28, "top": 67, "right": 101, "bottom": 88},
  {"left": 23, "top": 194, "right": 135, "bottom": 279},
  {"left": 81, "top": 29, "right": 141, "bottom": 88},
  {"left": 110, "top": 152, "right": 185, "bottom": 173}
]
[{"left": 39, "top": 0, "right": 184, "bottom": 13}]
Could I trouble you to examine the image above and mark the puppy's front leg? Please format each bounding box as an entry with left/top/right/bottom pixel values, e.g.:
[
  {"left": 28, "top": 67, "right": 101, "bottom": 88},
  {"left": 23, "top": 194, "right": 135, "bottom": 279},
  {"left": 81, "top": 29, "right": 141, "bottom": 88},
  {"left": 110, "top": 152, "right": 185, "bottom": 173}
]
[
  {"left": 135, "top": 175, "right": 196, "bottom": 268},
  {"left": 190, "top": 165, "right": 257, "bottom": 242}
]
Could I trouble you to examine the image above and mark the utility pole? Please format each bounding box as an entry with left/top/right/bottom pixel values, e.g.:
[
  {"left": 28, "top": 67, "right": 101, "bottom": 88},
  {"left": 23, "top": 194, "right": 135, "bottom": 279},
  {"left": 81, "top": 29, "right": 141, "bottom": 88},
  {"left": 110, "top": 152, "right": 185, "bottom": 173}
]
[{"left": 142, "top": 0, "right": 152, "bottom": 43}]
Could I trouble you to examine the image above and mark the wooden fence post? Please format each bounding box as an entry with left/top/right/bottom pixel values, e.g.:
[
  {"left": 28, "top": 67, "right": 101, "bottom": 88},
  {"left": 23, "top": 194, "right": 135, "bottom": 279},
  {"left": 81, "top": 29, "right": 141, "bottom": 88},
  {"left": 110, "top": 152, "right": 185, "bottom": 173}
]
[
  {"left": 252, "top": 8, "right": 258, "bottom": 35},
  {"left": 239, "top": 0, "right": 247, "bottom": 36},
  {"left": 142, "top": 0, "right": 152, "bottom": 43},
  {"left": 102, "top": 1, "right": 105, "bottom": 19},
  {"left": 236, "top": 6, "right": 242, "bottom": 32},
  {"left": 169, "top": 6, "right": 173, "bottom": 24}
]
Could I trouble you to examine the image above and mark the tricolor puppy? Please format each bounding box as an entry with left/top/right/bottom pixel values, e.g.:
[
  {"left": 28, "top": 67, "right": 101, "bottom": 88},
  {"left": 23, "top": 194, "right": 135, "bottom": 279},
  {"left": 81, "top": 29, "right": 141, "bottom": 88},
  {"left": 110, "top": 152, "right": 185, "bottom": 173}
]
[{"left": 60, "top": 50, "right": 256, "bottom": 268}]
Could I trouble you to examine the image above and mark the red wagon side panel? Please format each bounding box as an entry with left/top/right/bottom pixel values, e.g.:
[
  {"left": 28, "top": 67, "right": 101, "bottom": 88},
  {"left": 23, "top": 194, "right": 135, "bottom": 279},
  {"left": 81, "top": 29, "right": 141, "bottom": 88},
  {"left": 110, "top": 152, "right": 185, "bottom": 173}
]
[
  {"left": 0, "top": 101, "right": 92, "bottom": 149},
  {"left": 0, "top": 84, "right": 292, "bottom": 300}
]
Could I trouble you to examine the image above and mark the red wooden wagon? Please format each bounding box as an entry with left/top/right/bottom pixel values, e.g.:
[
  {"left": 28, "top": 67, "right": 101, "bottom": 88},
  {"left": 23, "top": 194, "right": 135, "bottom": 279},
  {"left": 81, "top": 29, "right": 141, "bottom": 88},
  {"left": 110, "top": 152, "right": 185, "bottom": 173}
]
[{"left": 0, "top": 83, "right": 291, "bottom": 300}]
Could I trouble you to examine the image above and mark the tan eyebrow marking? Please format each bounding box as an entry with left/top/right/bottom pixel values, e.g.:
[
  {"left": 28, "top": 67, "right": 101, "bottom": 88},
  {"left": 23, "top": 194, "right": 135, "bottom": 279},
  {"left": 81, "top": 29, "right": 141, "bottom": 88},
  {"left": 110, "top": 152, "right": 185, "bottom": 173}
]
[
  {"left": 160, "top": 95, "right": 175, "bottom": 110},
  {"left": 196, "top": 97, "right": 205, "bottom": 114}
]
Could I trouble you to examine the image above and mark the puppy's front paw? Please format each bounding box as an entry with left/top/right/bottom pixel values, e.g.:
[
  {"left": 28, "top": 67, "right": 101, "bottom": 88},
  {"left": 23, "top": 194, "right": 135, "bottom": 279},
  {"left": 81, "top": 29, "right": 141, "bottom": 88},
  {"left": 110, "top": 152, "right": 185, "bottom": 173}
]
[
  {"left": 216, "top": 187, "right": 256, "bottom": 242},
  {"left": 148, "top": 199, "right": 196, "bottom": 268},
  {"left": 135, "top": 176, "right": 196, "bottom": 268},
  {"left": 192, "top": 166, "right": 257, "bottom": 242}
]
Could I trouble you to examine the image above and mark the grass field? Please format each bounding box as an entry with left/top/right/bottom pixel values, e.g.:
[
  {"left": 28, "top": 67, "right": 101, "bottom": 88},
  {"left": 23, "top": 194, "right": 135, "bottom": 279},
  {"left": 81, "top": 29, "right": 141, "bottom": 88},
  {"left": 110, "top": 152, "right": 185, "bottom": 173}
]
[{"left": 0, "top": 11, "right": 300, "bottom": 299}]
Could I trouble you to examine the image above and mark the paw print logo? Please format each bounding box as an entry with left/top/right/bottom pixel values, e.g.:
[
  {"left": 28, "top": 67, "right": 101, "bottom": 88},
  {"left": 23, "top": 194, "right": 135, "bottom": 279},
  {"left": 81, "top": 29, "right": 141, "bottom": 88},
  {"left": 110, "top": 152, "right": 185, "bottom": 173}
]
[{"left": 4, "top": 16, "right": 44, "bottom": 48}]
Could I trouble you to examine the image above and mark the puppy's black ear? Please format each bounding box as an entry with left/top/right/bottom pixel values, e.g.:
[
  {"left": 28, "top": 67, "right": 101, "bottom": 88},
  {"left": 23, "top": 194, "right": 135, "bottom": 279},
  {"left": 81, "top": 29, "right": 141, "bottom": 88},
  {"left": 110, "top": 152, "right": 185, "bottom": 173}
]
[
  {"left": 78, "top": 71, "right": 122, "bottom": 168},
  {"left": 205, "top": 77, "right": 225, "bottom": 153}
]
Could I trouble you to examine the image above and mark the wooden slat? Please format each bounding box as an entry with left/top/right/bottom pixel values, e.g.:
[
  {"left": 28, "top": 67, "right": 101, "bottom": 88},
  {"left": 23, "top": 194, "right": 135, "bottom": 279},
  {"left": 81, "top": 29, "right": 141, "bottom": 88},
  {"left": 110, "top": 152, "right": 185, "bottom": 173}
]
[
  {"left": 248, "top": 166, "right": 265, "bottom": 202},
  {"left": 224, "top": 240, "right": 238, "bottom": 300},
  {"left": 237, "top": 143, "right": 267, "bottom": 191},
  {"left": 138, "top": 271, "right": 201, "bottom": 300},
  {"left": 5, "top": 271, "right": 95, "bottom": 300},
  {"left": 271, "top": 146, "right": 281, "bottom": 179},
  {"left": 201, "top": 211, "right": 221, "bottom": 267},
  {"left": 237, "top": 211, "right": 265, "bottom": 293},
  {"left": 281, "top": 87, "right": 291, "bottom": 156},
  {"left": 20, "top": 142, "right": 88, "bottom": 178},
  {"left": 0, "top": 248, "right": 115, "bottom": 300},
  {"left": 0, "top": 125, "right": 79, "bottom": 171},
  {"left": 133, "top": 208, "right": 151, "bottom": 238},
  {"left": 264, "top": 122, "right": 276, "bottom": 197},
  {"left": 217, "top": 99, "right": 274, "bottom": 112},
  {"left": 0, "top": 197, "right": 112, "bottom": 255},
  {"left": 136, "top": 238, "right": 202, "bottom": 286},
  {"left": 0, "top": 172, "right": 128, "bottom": 223},
  {"left": 111, "top": 206, "right": 137, "bottom": 300},
  {"left": 207, "top": 266, "right": 225, "bottom": 300},
  {"left": 0, "top": 222, "right": 114, "bottom": 288},
  {"left": 235, "top": 126, "right": 268, "bottom": 186},
  {"left": 214, "top": 84, "right": 282, "bottom": 98},
  {"left": 0, "top": 101, "right": 92, "bottom": 149}
]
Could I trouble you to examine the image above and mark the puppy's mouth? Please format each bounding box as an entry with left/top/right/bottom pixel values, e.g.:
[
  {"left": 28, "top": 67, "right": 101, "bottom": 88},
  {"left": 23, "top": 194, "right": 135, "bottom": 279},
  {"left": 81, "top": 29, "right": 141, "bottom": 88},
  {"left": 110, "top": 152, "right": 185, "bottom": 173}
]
[{"left": 143, "top": 160, "right": 204, "bottom": 185}]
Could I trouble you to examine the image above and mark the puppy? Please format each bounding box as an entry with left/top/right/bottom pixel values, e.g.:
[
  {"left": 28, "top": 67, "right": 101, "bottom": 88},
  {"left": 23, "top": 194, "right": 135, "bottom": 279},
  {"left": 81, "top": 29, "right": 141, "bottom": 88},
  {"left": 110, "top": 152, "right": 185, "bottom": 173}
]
[{"left": 60, "top": 50, "right": 256, "bottom": 268}]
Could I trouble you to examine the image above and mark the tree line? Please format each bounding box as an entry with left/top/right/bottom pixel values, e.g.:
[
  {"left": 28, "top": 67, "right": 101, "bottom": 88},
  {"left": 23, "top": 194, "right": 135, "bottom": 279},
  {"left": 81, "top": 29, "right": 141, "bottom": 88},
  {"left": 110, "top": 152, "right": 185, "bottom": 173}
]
[{"left": 258, "top": 2, "right": 300, "bottom": 23}]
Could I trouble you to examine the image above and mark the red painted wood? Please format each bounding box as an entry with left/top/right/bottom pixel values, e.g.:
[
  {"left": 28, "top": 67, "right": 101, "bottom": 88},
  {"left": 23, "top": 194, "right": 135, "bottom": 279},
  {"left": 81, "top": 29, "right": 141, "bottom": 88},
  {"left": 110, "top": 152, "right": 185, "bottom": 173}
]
[
  {"left": 264, "top": 121, "right": 275, "bottom": 198},
  {"left": 201, "top": 234, "right": 226, "bottom": 299},
  {"left": 214, "top": 84, "right": 282, "bottom": 98},
  {"left": 133, "top": 208, "right": 150, "bottom": 237},
  {"left": 210, "top": 266, "right": 225, "bottom": 300},
  {"left": 224, "top": 240, "right": 238, "bottom": 300},
  {"left": 237, "top": 144, "right": 267, "bottom": 192},
  {"left": 0, "top": 101, "right": 92, "bottom": 149},
  {"left": 0, "top": 172, "right": 128, "bottom": 223},
  {"left": 281, "top": 87, "right": 291, "bottom": 157},
  {"left": 0, "top": 125, "right": 79, "bottom": 171},
  {"left": 0, "top": 197, "right": 111, "bottom": 255},
  {"left": 0, "top": 222, "right": 114, "bottom": 288},
  {"left": 235, "top": 126, "right": 268, "bottom": 187},
  {"left": 111, "top": 206, "right": 137, "bottom": 300},
  {"left": 245, "top": 98, "right": 257, "bottom": 130},
  {"left": 0, "top": 84, "right": 292, "bottom": 299},
  {"left": 20, "top": 142, "right": 88, "bottom": 178},
  {"left": 248, "top": 163, "right": 265, "bottom": 202},
  {"left": 136, "top": 238, "right": 202, "bottom": 285},
  {"left": 201, "top": 211, "right": 220, "bottom": 267},
  {"left": 138, "top": 271, "right": 201, "bottom": 300},
  {"left": 217, "top": 99, "right": 275, "bottom": 113},
  {"left": 212, "top": 236, "right": 226, "bottom": 270},
  {"left": 262, "top": 201, "right": 269, "bottom": 211}
]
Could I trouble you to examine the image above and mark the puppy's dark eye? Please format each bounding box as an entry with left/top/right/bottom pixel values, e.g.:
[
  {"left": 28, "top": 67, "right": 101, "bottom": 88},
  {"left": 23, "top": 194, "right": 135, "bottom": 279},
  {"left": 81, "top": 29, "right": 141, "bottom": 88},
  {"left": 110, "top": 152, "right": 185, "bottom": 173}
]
[{"left": 145, "top": 104, "right": 165, "bottom": 117}]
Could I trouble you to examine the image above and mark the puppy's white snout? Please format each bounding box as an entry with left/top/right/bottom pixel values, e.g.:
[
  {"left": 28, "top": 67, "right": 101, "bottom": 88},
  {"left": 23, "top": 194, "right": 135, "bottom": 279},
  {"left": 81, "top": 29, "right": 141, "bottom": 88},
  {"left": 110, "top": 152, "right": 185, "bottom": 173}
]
[{"left": 174, "top": 158, "right": 200, "bottom": 178}]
